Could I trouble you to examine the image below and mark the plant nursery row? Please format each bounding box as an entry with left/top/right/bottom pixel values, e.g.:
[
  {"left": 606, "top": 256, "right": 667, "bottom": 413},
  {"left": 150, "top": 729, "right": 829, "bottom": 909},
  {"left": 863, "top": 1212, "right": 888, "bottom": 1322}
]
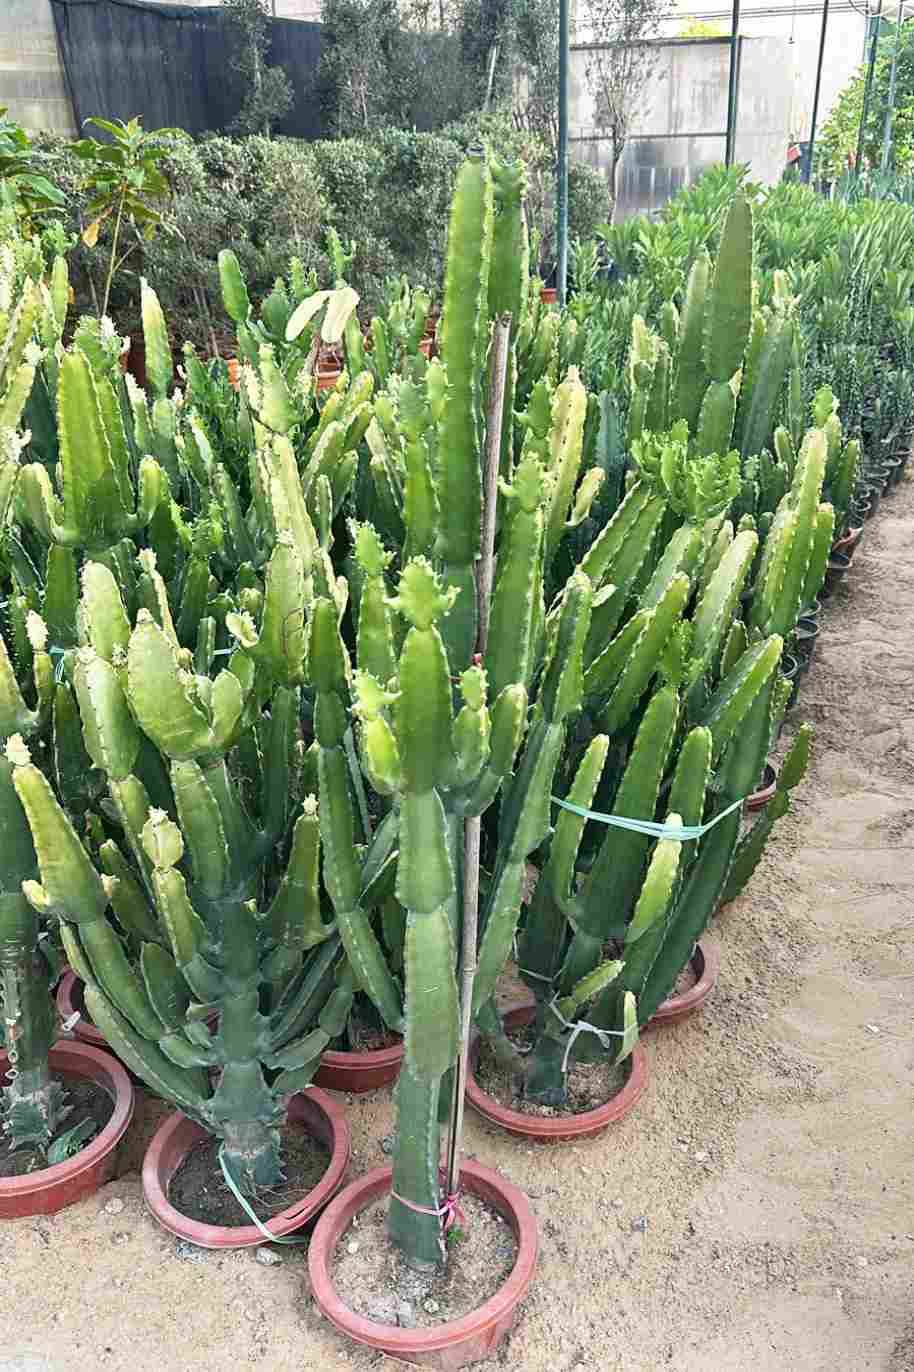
[{"left": 0, "top": 131, "right": 910, "bottom": 1368}]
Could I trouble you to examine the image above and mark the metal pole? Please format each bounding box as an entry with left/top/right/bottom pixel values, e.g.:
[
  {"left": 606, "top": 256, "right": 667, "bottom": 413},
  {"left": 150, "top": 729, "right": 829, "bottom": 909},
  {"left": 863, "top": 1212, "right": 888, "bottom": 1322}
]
[
  {"left": 882, "top": 0, "right": 905, "bottom": 170},
  {"left": 557, "top": 0, "right": 569, "bottom": 305},
  {"left": 805, "top": 0, "right": 831, "bottom": 182},
  {"left": 725, "top": 0, "right": 742, "bottom": 165},
  {"left": 856, "top": 0, "right": 884, "bottom": 174}
]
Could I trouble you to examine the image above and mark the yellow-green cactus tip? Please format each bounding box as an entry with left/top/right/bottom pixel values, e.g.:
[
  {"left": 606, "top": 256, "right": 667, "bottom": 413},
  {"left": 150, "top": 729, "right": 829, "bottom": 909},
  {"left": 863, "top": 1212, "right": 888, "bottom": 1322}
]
[
  {"left": 6, "top": 734, "right": 31, "bottom": 768},
  {"left": 25, "top": 611, "right": 48, "bottom": 654},
  {"left": 302, "top": 794, "right": 318, "bottom": 817},
  {"left": 138, "top": 549, "right": 158, "bottom": 574},
  {"left": 353, "top": 669, "right": 397, "bottom": 720},
  {"left": 389, "top": 557, "right": 459, "bottom": 630},
  {"left": 141, "top": 809, "right": 184, "bottom": 870},
  {"left": 460, "top": 665, "right": 487, "bottom": 710},
  {"left": 21, "top": 879, "right": 50, "bottom": 912}
]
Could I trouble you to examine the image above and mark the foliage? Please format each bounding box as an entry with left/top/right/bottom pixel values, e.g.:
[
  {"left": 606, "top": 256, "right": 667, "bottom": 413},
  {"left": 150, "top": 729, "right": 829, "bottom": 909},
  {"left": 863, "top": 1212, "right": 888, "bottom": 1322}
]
[
  {"left": 73, "top": 117, "right": 183, "bottom": 317},
  {"left": 817, "top": 20, "right": 914, "bottom": 177},
  {"left": 0, "top": 108, "right": 66, "bottom": 228},
  {"left": 581, "top": 0, "right": 667, "bottom": 203},
  {"left": 221, "top": 0, "right": 294, "bottom": 137}
]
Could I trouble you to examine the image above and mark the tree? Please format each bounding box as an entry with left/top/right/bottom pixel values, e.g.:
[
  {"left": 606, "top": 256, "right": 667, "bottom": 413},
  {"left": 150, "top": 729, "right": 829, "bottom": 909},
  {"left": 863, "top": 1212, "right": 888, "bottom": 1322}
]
[
  {"left": 678, "top": 18, "right": 726, "bottom": 37},
  {"left": 581, "top": 0, "right": 666, "bottom": 211},
  {"left": 221, "top": 0, "right": 294, "bottom": 138},
  {"left": 818, "top": 19, "right": 914, "bottom": 176}
]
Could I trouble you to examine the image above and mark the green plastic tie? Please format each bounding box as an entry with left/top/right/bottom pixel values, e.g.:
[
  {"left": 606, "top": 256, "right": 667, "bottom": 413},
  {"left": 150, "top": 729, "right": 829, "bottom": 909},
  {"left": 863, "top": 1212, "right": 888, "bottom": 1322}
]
[
  {"left": 550, "top": 794, "right": 745, "bottom": 841},
  {"left": 217, "top": 1144, "right": 309, "bottom": 1246}
]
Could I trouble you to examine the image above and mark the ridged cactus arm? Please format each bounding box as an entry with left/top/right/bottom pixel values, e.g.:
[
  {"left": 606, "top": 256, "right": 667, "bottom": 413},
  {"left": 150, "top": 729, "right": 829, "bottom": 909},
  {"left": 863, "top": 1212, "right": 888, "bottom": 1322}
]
[
  {"left": 459, "top": 682, "right": 527, "bottom": 818},
  {"left": 125, "top": 613, "right": 217, "bottom": 761},
  {"left": 544, "top": 369, "right": 587, "bottom": 569},
  {"left": 722, "top": 723, "right": 812, "bottom": 904},
  {"left": 704, "top": 194, "right": 753, "bottom": 384},
  {"left": 85, "top": 983, "right": 210, "bottom": 1119},
  {"left": 801, "top": 504, "right": 835, "bottom": 609},
  {"left": 73, "top": 648, "right": 141, "bottom": 782},
  {"left": 739, "top": 312, "right": 793, "bottom": 460},
  {"left": 450, "top": 665, "right": 491, "bottom": 789},
  {"left": 695, "top": 374, "right": 741, "bottom": 458},
  {"left": 473, "top": 572, "right": 593, "bottom": 1017},
  {"left": 263, "top": 799, "right": 334, "bottom": 978},
  {"left": 436, "top": 150, "right": 494, "bottom": 669},
  {"left": 633, "top": 671, "right": 777, "bottom": 1024},
  {"left": 311, "top": 599, "right": 403, "bottom": 1032},
  {"left": 517, "top": 734, "right": 609, "bottom": 994},
  {"left": 352, "top": 522, "right": 397, "bottom": 684},
  {"left": 580, "top": 480, "right": 665, "bottom": 598},
  {"left": 687, "top": 527, "right": 759, "bottom": 685},
  {"left": 673, "top": 253, "right": 711, "bottom": 429},
  {"left": 0, "top": 749, "right": 61, "bottom": 1152},
  {"left": 488, "top": 158, "right": 528, "bottom": 484},
  {"left": 9, "top": 735, "right": 109, "bottom": 924},
  {"left": 57, "top": 350, "right": 133, "bottom": 552},
  {"left": 484, "top": 457, "right": 548, "bottom": 699},
  {"left": 700, "top": 635, "right": 783, "bottom": 764},
  {"left": 226, "top": 539, "right": 306, "bottom": 689},
  {"left": 596, "top": 573, "right": 690, "bottom": 734},
  {"left": 570, "top": 685, "right": 680, "bottom": 962},
  {"left": 754, "top": 429, "right": 827, "bottom": 638}
]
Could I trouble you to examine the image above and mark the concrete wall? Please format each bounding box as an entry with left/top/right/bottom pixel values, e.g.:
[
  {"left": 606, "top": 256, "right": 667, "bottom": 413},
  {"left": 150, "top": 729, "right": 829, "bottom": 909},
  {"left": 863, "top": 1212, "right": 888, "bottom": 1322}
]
[
  {"left": 569, "top": 35, "right": 794, "bottom": 218},
  {"left": 1, "top": 0, "right": 76, "bottom": 134}
]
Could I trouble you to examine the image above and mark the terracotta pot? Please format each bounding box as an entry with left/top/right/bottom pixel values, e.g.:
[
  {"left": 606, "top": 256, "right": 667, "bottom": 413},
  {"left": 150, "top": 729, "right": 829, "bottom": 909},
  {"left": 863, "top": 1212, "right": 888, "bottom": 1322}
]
[
  {"left": 466, "top": 1005, "right": 648, "bottom": 1142},
  {"left": 0, "top": 1040, "right": 134, "bottom": 1218},
  {"left": 540, "top": 287, "right": 558, "bottom": 305},
  {"left": 745, "top": 761, "right": 777, "bottom": 812},
  {"left": 124, "top": 336, "right": 147, "bottom": 390},
  {"left": 648, "top": 938, "right": 720, "bottom": 1027},
  {"left": 142, "top": 1087, "right": 349, "bottom": 1248},
  {"left": 308, "top": 1159, "right": 537, "bottom": 1368},
  {"left": 314, "top": 1038, "right": 404, "bottom": 1094},
  {"left": 226, "top": 357, "right": 241, "bottom": 391},
  {"left": 317, "top": 366, "right": 342, "bottom": 392},
  {"left": 419, "top": 337, "right": 434, "bottom": 359}
]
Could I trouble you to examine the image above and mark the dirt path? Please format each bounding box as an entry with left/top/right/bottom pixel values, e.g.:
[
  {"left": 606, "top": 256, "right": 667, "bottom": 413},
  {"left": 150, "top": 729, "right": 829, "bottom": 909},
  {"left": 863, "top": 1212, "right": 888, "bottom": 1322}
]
[{"left": 2, "top": 482, "right": 913, "bottom": 1372}]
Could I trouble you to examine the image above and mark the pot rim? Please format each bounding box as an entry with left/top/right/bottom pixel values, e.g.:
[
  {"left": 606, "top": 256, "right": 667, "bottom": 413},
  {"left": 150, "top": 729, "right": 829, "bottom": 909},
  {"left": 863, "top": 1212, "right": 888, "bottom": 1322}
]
[
  {"left": 319, "top": 1038, "right": 404, "bottom": 1070},
  {"left": 56, "top": 969, "right": 107, "bottom": 1049},
  {"left": 0, "top": 1040, "right": 134, "bottom": 1201},
  {"left": 648, "top": 937, "right": 721, "bottom": 1026},
  {"left": 466, "top": 1004, "right": 649, "bottom": 1141},
  {"left": 746, "top": 760, "right": 777, "bottom": 811},
  {"left": 308, "top": 1158, "right": 537, "bottom": 1358},
  {"left": 141, "top": 1087, "right": 350, "bottom": 1249}
]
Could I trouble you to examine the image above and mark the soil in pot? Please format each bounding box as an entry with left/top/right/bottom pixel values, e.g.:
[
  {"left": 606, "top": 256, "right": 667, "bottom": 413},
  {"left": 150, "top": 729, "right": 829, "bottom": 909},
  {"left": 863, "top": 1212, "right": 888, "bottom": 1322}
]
[
  {"left": 0, "top": 1076, "right": 113, "bottom": 1180},
  {"left": 332, "top": 1192, "right": 518, "bottom": 1330},
  {"left": 168, "top": 1120, "right": 330, "bottom": 1227},
  {"left": 475, "top": 1021, "right": 628, "bottom": 1117}
]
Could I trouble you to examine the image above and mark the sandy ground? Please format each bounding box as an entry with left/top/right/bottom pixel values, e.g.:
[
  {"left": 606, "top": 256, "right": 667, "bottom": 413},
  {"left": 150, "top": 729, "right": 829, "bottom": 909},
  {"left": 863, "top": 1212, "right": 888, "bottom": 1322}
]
[{"left": 2, "top": 480, "right": 913, "bottom": 1372}]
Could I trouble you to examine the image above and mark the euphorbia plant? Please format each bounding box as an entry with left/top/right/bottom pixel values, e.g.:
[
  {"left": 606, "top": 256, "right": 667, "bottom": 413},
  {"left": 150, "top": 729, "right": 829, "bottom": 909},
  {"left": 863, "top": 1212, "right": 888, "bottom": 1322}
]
[{"left": 8, "top": 544, "right": 347, "bottom": 1192}]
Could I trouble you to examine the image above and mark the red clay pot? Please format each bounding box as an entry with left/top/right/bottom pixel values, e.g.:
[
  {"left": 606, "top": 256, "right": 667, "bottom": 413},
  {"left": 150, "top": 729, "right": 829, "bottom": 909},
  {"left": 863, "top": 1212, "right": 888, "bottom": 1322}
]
[
  {"left": 142, "top": 1087, "right": 350, "bottom": 1249},
  {"left": 466, "top": 1004, "right": 649, "bottom": 1142},
  {"left": 308, "top": 1159, "right": 537, "bottom": 1368},
  {"left": 314, "top": 1039, "right": 404, "bottom": 1094},
  {"left": 745, "top": 762, "right": 777, "bottom": 812},
  {"left": 317, "top": 366, "right": 342, "bottom": 392},
  {"left": 0, "top": 1040, "right": 134, "bottom": 1218},
  {"left": 540, "top": 287, "right": 557, "bottom": 305},
  {"left": 648, "top": 938, "right": 720, "bottom": 1027},
  {"left": 226, "top": 357, "right": 241, "bottom": 391},
  {"left": 56, "top": 970, "right": 106, "bottom": 1050}
]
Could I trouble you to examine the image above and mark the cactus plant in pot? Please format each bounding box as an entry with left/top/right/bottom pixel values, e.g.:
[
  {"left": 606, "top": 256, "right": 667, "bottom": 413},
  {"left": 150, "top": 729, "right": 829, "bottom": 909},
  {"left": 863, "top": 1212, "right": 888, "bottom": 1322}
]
[
  {"left": 309, "top": 148, "right": 556, "bottom": 1368},
  {"left": 8, "top": 547, "right": 352, "bottom": 1247}
]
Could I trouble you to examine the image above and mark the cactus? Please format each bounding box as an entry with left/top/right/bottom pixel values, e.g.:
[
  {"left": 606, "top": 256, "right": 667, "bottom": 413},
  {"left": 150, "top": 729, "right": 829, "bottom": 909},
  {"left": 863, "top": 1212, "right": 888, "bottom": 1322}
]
[{"left": 8, "top": 552, "right": 348, "bottom": 1194}]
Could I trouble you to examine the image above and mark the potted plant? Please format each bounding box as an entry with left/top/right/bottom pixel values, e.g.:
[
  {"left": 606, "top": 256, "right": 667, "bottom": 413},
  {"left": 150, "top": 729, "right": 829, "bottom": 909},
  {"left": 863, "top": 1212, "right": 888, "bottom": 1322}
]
[{"left": 10, "top": 549, "right": 351, "bottom": 1248}]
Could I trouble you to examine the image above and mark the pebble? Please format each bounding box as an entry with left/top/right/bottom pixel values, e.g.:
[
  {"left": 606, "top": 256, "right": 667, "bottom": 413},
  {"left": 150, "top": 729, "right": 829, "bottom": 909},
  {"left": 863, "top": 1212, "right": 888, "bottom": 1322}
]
[
  {"left": 380, "top": 1135, "right": 395, "bottom": 1155},
  {"left": 630, "top": 1216, "right": 648, "bottom": 1233},
  {"left": 255, "top": 1246, "right": 282, "bottom": 1266},
  {"left": 694, "top": 1151, "right": 709, "bottom": 1163},
  {"left": 103, "top": 1198, "right": 125, "bottom": 1216},
  {"left": 612, "top": 1197, "right": 624, "bottom": 1209},
  {"left": 855, "top": 1255, "right": 868, "bottom": 1267},
  {"left": 366, "top": 1295, "right": 397, "bottom": 1323},
  {"left": 175, "top": 1240, "right": 207, "bottom": 1263},
  {"left": 423, "top": 1298, "right": 440, "bottom": 1314},
  {"left": 347, "top": 1240, "right": 360, "bottom": 1255},
  {"left": 111, "top": 1230, "right": 131, "bottom": 1247}
]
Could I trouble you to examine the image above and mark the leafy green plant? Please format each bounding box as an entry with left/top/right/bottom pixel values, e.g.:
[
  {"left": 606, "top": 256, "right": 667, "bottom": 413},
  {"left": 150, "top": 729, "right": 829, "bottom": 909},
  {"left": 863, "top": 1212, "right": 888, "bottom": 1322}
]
[
  {"left": 0, "top": 109, "right": 66, "bottom": 227},
  {"left": 74, "top": 117, "right": 181, "bottom": 317}
]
